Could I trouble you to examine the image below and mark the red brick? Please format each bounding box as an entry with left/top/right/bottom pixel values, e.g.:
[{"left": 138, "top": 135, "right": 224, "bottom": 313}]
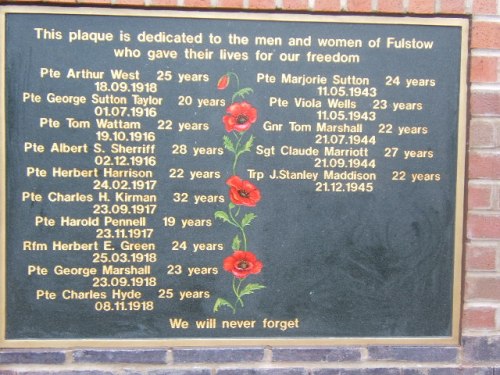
[
  {"left": 471, "top": 57, "right": 498, "bottom": 83},
  {"left": 218, "top": 0, "right": 244, "bottom": 7},
  {"left": 472, "top": 22, "right": 500, "bottom": 49},
  {"left": 150, "top": 0, "right": 177, "bottom": 5},
  {"left": 466, "top": 244, "right": 497, "bottom": 270},
  {"left": 408, "top": 0, "right": 435, "bottom": 13},
  {"left": 347, "top": 0, "right": 372, "bottom": 12},
  {"left": 114, "top": 0, "right": 145, "bottom": 4},
  {"left": 77, "top": 0, "right": 111, "bottom": 3},
  {"left": 473, "top": 0, "right": 498, "bottom": 14},
  {"left": 497, "top": 123, "right": 500, "bottom": 147},
  {"left": 315, "top": 0, "right": 341, "bottom": 11},
  {"left": 471, "top": 92, "right": 500, "bottom": 116},
  {"left": 184, "top": 0, "right": 212, "bottom": 6},
  {"left": 469, "top": 119, "right": 497, "bottom": 148},
  {"left": 440, "top": 0, "right": 466, "bottom": 13},
  {"left": 466, "top": 277, "right": 500, "bottom": 300},
  {"left": 469, "top": 154, "right": 500, "bottom": 181},
  {"left": 467, "top": 213, "right": 500, "bottom": 239},
  {"left": 468, "top": 184, "right": 493, "bottom": 210},
  {"left": 463, "top": 307, "right": 496, "bottom": 329},
  {"left": 468, "top": 152, "right": 500, "bottom": 179},
  {"left": 283, "top": 0, "right": 308, "bottom": 10},
  {"left": 248, "top": 0, "right": 277, "bottom": 9},
  {"left": 73, "top": 0, "right": 106, "bottom": 3},
  {"left": 378, "top": 0, "right": 404, "bottom": 12}
]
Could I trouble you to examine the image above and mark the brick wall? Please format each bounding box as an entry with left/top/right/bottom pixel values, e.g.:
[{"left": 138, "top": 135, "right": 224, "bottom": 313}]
[{"left": 1, "top": 0, "right": 499, "bottom": 373}]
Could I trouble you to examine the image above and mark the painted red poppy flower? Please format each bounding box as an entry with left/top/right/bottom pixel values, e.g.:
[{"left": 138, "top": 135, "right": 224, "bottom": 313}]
[
  {"left": 227, "top": 175, "right": 261, "bottom": 207},
  {"left": 223, "top": 251, "right": 263, "bottom": 279},
  {"left": 217, "top": 74, "right": 230, "bottom": 90},
  {"left": 223, "top": 101, "right": 258, "bottom": 132}
]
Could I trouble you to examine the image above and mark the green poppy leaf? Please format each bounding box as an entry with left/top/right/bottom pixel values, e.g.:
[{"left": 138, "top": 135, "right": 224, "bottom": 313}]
[
  {"left": 239, "top": 283, "right": 266, "bottom": 297},
  {"left": 213, "top": 298, "right": 234, "bottom": 313},
  {"left": 232, "top": 235, "right": 241, "bottom": 250},
  {"left": 241, "top": 213, "right": 256, "bottom": 227},
  {"left": 223, "top": 135, "right": 235, "bottom": 153},
  {"left": 241, "top": 135, "right": 255, "bottom": 153},
  {"left": 232, "top": 87, "right": 254, "bottom": 102},
  {"left": 214, "top": 211, "right": 230, "bottom": 223}
]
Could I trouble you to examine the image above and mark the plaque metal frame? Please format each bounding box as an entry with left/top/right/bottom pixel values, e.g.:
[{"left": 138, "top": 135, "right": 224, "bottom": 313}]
[{"left": 0, "top": 5, "right": 469, "bottom": 348}]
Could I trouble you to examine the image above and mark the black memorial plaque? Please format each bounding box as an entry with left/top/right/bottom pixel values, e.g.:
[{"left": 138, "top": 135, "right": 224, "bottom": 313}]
[{"left": 0, "top": 7, "right": 468, "bottom": 346}]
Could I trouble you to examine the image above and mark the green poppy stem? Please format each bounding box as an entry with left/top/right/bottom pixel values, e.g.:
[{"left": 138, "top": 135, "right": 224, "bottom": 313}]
[
  {"left": 231, "top": 131, "right": 245, "bottom": 175},
  {"left": 228, "top": 204, "right": 248, "bottom": 251},
  {"left": 232, "top": 277, "right": 245, "bottom": 309},
  {"left": 228, "top": 72, "right": 240, "bottom": 92}
]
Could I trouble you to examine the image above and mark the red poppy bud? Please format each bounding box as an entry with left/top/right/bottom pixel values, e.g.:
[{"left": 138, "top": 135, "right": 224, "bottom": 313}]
[
  {"left": 223, "top": 251, "right": 263, "bottom": 278},
  {"left": 217, "top": 74, "right": 230, "bottom": 90}
]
